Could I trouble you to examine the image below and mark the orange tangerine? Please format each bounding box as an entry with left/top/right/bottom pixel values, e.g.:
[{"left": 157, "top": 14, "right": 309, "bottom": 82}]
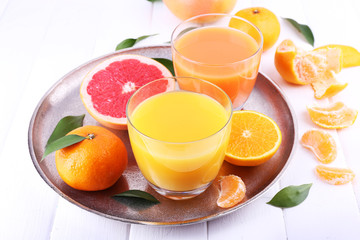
[
  {"left": 315, "top": 165, "right": 355, "bottom": 185},
  {"left": 162, "top": 0, "right": 237, "bottom": 20},
  {"left": 275, "top": 39, "right": 346, "bottom": 99},
  {"left": 225, "top": 110, "right": 282, "bottom": 166},
  {"left": 307, "top": 102, "right": 358, "bottom": 129},
  {"left": 231, "top": 7, "right": 280, "bottom": 51},
  {"left": 301, "top": 130, "right": 337, "bottom": 164},
  {"left": 55, "top": 125, "right": 128, "bottom": 191},
  {"left": 217, "top": 175, "right": 246, "bottom": 208}
]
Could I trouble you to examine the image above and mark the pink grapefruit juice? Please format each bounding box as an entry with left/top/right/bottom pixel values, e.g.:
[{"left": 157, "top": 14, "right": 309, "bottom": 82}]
[
  {"left": 128, "top": 91, "right": 231, "bottom": 191},
  {"left": 173, "top": 26, "right": 261, "bottom": 108}
]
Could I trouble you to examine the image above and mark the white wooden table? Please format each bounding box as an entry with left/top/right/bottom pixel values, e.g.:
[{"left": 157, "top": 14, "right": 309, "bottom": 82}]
[{"left": 1, "top": 0, "right": 360, "bottom": 239}]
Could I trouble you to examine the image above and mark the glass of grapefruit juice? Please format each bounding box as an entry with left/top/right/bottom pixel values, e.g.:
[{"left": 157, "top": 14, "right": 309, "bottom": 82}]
[
  {"left": 171, "top": 13, "right": 263, "bottom": 109},
  {"left": 126, "top": 77, "right": 233, "bottom": 200}
]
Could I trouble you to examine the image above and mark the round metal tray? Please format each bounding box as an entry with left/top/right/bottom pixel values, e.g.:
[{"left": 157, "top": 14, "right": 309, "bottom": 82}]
[{"left": 28, "top": 45, "right": 297, "bottom": 226}]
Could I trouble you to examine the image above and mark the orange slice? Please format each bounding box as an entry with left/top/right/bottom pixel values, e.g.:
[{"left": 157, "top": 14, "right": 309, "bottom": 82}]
[
  {"left": 275, "top": 39, "right": 346, "bottom": 99},
  {"left": 217, "top": 175, "right": 246, "bottom": 208},
  {"left": 315, "top": 44, "right": 360, "bottom": 68},
  {"left": 301, "top": 130, "right": 337, "bottom": 164},
  {"left": 307, "top": 102, "right": 358, "bottom": 129},
  {"left": 225, "top": 110, "right": 282, "bottom": 166},
  {"left": 315, "top": 165, "right": 355, "bottom": 185}
]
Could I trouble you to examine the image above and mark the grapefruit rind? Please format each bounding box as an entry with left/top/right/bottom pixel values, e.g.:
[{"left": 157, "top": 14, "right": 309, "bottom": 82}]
[{"left": 80, "top": 54, "right": 173, "bottom": 130}]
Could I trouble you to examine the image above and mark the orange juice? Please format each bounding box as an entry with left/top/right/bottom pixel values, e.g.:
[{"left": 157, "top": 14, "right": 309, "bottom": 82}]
[
  {"left": 128, "top": 91, "right": 231, "bottom": 191},
  {"left": 173, "top": 26, "right": 261, "bottom": 108}
]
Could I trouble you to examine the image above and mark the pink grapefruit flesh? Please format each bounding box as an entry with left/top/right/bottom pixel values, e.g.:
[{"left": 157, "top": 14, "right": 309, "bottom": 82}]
[{"left": 80, "top": 54, "right": 173, "bottom": 130}]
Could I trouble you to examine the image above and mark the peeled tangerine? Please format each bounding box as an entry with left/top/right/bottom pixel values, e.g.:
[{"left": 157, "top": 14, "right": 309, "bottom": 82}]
[
  {"left": 275, "top": 39, "right": 347, "bottom": 99},
  {"left": 307, "top": 102, "right": 358, "bottom": 129},
  {"left": 315, "top": 165, "right": 355, "bottom": 185},
  {"left": 217, "top": 175, "right": 246, "bottom": 208},
  {"left": 301, "top": 129, "right": 337, "bottom": 164}
]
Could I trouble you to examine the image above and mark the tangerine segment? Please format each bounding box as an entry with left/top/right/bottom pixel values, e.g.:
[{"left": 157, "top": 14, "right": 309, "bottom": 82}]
[
  {"left": 315, "top": 165, "right": 355, "bottom": 185},
  {"left": 217, "top": 175, "right": 246, "bottom": 208},
  {"left": 225, "top": 110, "right": 282, "bottom": 166},
  {"left": 307, "top": 102, "right": 358, "bottom": 129},
  {"left": 55, "top": 125, "right": 128, "bottom": 191},
  {"left": 310, "top": 71, "right": 348, "bottom": 99},
  {"left": 301, "top": 130, "right": 337, "bottom": 164},
  {"left": 315, "top": 44, "right": 360, "bottom": 68}
]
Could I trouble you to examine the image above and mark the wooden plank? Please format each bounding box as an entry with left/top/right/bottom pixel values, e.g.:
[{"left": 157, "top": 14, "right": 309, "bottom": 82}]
[
  {"left": 91, "top": 0, "right": 153, "bottom": 58},
  {"left": 208, "top": 185, "right": 287, "bottom": 240},
  {"left": 0, "top": 0, "right": 56, "bottom": 154},
  {"left": 130, "top": 223, "right": 207, "bottom": 240},
  {"left": 269, "top": 0, "right": 360, "bottom": 238},
  {"left": 50, "top": 199, "right": 129, "bottom": 240}
]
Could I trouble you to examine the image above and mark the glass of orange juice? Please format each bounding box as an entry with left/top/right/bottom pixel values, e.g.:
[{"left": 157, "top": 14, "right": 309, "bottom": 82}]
[
  {"left": 126, "top": 77, "right": 233, "bottom": 200},
  {"left": 171, "top": 13, "right": 263, "bottom": 109}
]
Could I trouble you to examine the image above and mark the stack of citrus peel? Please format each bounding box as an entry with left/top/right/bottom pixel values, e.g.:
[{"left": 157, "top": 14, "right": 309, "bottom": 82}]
[{"left": 301, "top": 102, "right": 357, "bottom": 185}]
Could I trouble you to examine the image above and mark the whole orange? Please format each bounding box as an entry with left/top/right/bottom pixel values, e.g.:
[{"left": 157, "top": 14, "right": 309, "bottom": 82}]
[
  {"left": 55, "top": 125, "right": 128, "bottom": 191},
  {"left": 162, "top": 0, "right": 237, "bottom": 20},
  {"left": 231, "top": 7, "right": 280, "bottom": 51}
]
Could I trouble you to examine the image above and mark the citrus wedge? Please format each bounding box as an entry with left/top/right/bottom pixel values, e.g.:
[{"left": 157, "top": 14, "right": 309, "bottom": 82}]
[
  {"left": 80, "top": 54, "right": 173, "bottom": 130},
  {"left": 301, "top": 130, "right": 337, "bottom": 164},
  {"left": 225, "top": 110, "right": 282, "bottom": 166},
  {"left": 315, "top": 165, "right": 355, "bottom": 185},
  {"left": 310, "top": 71, "right": 348, "bottom": 99},
  {"left": 307, "top": 102, "right": 358, "bottom": 129},
  {"left": 217, "top": 175, "right": 246, "bottom": 208},
  {"left": 315, "top": 44, "right": 360, "bottom": 68}
]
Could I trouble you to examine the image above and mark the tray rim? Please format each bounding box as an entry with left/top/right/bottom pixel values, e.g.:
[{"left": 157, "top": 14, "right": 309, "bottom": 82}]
[{"left": 28, "top": 45, "right": 298, "bottom": 226}]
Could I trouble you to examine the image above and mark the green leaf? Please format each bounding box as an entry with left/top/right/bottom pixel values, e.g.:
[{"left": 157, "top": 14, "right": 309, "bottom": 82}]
[
  {"left": 46, "top": 114, "right": 85, "bottom": 146},
  {"left": 112, "top": 190, "right": 160, "bottom": 203},
  {"left": 267, "top": 183, "right": 312, "bottom": 208},
  {"left": 284, "top": 18, "right": 314, "bottom": 46},
  {"left": 153, "top": 58, "right": 174, "bottom": 75},
  {"left": 147, "top": 0, "right": 161, "bottom": 2},
  {"left": 115, "top": 34, "right": 158, "bottom": 51},
  {"left": 42, "top": 134, "right": 86, "bottom": 161}
]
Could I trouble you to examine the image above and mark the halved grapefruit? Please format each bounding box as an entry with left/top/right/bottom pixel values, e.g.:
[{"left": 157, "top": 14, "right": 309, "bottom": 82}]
[{"left": 80, "top": 54, "right": 173, "bottom": 130}]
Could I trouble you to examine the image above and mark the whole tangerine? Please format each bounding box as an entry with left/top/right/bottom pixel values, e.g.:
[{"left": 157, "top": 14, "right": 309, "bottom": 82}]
[
  {"left": 163, "top": 0, "right": 237, "bottom": 20},
  {"left": 230, "top": 7, "right": 280, "bottom": 51},
  {"left": 55, "top": 125, "right": 128, "bottom": 191}
]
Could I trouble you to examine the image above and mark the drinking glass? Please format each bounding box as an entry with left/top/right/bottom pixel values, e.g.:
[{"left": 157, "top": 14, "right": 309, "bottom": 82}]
[
  {"left": 171, "top": 13, "right": 263, "bottom": 109},
  {"left": 126, "top": 77, "right": 233, "bottom": 200}
]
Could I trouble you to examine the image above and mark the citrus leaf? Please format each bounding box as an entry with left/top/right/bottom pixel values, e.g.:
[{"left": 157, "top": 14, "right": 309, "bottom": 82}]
[
  {"left": 284, "top": 18, "right": 314, "bottom": 46},
  {"left": 267, "top": 183, "right": 312, "bottom": 208},
  {"left": 153, "top": 58, "right": 174, "bottom": 75},
  {"left": 147, "top": 0, "right": 161, "bottom": 2},
  {"left": 42, "top": 134, "right": 86, "bottom": 161},
  {"left": 112, "top": 190, "right": 160, "bottom": 203},
  {"left": 46, "top": 114, "right": 85, "bottom": 146},
  {"left": 115, "top": 34, "right": 158, "bottom": 51}
]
